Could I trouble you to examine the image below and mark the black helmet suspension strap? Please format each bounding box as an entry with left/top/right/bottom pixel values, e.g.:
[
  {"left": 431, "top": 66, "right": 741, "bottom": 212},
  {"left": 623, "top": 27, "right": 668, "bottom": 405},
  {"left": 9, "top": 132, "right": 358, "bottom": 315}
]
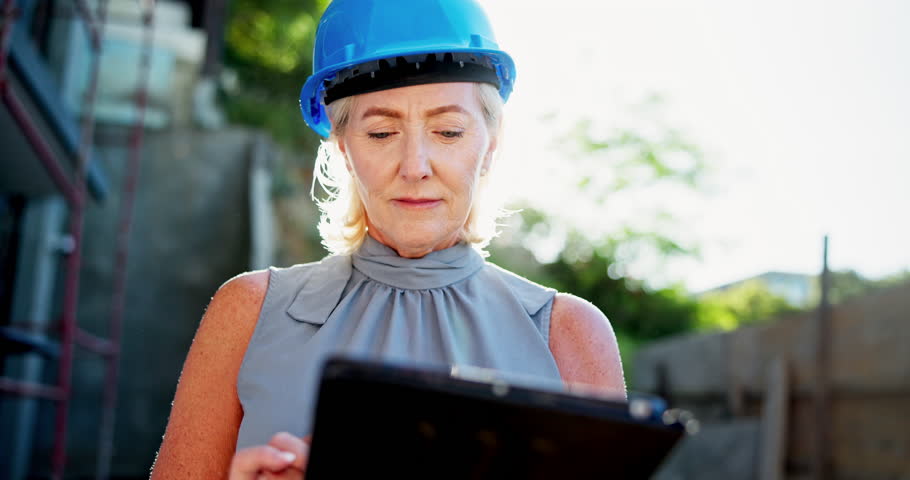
[{"left": 322, "top": 52, "right": 501, "bottom": 105}]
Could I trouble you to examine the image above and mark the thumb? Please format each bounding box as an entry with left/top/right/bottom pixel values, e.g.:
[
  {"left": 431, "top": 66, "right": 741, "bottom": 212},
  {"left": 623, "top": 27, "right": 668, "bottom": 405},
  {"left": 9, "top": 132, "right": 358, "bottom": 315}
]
[{"left": 229, "top": 445, "right": 297, "bottom": 479}]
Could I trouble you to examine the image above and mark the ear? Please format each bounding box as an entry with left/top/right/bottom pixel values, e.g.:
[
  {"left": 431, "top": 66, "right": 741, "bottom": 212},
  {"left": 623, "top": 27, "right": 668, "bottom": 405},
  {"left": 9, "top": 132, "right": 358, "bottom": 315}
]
[{"left": 481, "top": 131, "right": 499, "bottom": 173}]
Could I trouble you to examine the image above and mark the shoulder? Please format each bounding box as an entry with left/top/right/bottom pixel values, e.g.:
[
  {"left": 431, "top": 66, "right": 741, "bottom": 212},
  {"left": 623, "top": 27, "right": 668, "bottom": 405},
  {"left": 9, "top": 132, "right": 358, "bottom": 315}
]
[
  {"left": 549, "top": 293, "right": 627, "bottom": 398},
  {"left": 482, "top": 263, "right": 556, "bottom": 315},
  {"left": 549, "top": 294, "right": 612, "bottom": 355},
  {"left": 550, "top": 293, "right": 604, "bottom": 329},
  {"left": 189, "top": 269, "right": 274, "bottom": 381},
  {"left": 217, "top": 270, "right": 270, "bottom": 303},
  {"left": 196, "top": 270, "right": 272, "bottom": 352},
  {"left": 208, "top": 270, "right": 271, "bottom": 325}
]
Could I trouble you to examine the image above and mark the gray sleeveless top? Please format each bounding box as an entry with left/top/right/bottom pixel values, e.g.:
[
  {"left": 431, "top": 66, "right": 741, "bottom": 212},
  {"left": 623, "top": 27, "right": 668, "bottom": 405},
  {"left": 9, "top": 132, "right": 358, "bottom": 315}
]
[{"left": 235, "top": 236, "right": 563, "bottom": 449}]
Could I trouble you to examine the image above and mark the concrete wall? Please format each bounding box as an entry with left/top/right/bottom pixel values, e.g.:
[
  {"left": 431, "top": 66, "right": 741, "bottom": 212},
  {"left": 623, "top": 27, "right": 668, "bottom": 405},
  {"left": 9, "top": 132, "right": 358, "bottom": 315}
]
[
  {"left": 23, "top": 126, "right": 261, "bottom": 478},
  {"left": 636, "top": 282, "right": 910, "bottom": 479}
]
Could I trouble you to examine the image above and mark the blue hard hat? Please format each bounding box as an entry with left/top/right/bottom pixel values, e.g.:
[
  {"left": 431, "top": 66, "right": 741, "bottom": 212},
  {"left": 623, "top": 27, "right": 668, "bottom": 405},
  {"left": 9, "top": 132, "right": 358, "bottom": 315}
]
[{"left": 300, "top": 0, "right": 516, "bottom": 138}]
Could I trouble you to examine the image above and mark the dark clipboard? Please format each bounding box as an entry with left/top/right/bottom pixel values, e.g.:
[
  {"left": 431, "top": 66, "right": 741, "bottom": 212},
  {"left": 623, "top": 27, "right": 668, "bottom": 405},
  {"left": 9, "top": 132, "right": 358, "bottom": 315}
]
[{"left": 306, "top": 356, "right": 688, "bottom": 479}]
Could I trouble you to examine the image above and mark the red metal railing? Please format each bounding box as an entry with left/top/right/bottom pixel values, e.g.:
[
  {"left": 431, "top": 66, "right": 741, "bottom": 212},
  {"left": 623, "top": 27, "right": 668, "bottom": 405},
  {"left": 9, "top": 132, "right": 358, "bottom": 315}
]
[
  {"left": 96, "top": 4, "right": 154, "bottom": 478},
  {"left": 0, "top": 376, "right": 65, "bottom": 400},
  {"left": 0, "top": 84, "right": 82, "bottom": 206},
  {"left": 0, "top": 0, "right": 14, "bottom": 81},
  {"left": 0, "top": 0, "right": 154, "bottom": 478}
]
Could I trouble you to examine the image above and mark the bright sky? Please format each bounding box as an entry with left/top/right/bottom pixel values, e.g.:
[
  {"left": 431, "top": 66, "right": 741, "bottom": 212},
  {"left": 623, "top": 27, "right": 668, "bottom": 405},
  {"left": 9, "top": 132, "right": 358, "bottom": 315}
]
[{"left": 482, "top": 0, "right": 910, "bottom": 291}]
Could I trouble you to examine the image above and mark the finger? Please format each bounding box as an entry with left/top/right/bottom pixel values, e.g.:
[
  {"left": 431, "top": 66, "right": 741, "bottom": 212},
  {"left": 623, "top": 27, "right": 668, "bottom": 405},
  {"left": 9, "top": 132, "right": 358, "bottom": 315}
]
[
  {"left": 267, "top": 432, "right": 310, "bottom": 471},
  {"left": 256, "top": 473, "right": 296, "bottom": 480},
  {"left": 230, "top": 445, "right": 296, "bottom": 479},
  {"left": 256, "top": 467, "right": 305, "bottom": 480}
]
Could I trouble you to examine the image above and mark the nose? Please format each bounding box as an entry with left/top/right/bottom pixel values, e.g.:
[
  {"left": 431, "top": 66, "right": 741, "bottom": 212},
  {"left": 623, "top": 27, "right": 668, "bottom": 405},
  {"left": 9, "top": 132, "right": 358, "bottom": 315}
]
[{"left": 398, "top": 133, "right": 432, "bottom": 182}]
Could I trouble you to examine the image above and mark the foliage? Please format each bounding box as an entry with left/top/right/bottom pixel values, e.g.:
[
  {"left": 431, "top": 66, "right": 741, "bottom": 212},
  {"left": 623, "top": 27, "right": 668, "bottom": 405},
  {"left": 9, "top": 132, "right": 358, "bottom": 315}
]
[
  {"left": 696, "top": 279, "right": 801, "bottom": 331},
  {"left": 222, "top": 0, "right": 331, "bottom": 155},
  {"left": 508, "top": 97, "right": 706, "bottom": 285},
  {"left": 823, "top": 269, "right": 910, "bottom": 305},
  {"left": 542, "top": 235, "right": 699, "bottom": 340},
  {"left": 825, "top": 269, "right": 871, "bottom": 304},
  {"left": 563, "top": 114, "right": 706, "bottom": 195},
  {"left": 614, "top": 330, "right": 643, "bottom": 386},
  {"left": 491, "top": 220, "right": 702, "bottom": 343},
  {"left": 221, "top": 90, "right": 314, "bottom": 157},
  {"left": 873, "top": 269, "right": 910, "bottom": 289},
  {"left": 490, "top": 99, "right": 709, "bottom": 347}
]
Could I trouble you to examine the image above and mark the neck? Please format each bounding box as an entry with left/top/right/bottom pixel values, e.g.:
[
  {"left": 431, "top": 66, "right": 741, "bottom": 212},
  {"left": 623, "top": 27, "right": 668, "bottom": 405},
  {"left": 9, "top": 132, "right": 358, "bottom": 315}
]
[{"left": 365, "top": 228, "right": 460, "bottom": 259}]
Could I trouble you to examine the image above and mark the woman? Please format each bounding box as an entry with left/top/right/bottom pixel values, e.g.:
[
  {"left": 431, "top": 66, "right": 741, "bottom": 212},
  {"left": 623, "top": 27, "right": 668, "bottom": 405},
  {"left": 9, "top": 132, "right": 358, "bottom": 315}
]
[{"left": 151, "top": 1, "right": 625, "bottom": 478}]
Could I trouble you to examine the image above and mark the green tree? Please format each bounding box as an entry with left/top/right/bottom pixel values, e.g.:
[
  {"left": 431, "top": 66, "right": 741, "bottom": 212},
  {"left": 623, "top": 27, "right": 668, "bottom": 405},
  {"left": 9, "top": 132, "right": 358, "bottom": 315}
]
[
  {"left": 822, "top": 269, "right": 910, "bottom": 305},
  {"left": 492, "top": 228, "right": 700, "bottom": 341},
  {"left": 222, "top": 0, "right": 331, "bottom": 155},
  {"left": 491, "top": 97, "right": 708, "bottom": 343},
  {"left": 696, "top": 279, "right": 801, "bottom": 331}
]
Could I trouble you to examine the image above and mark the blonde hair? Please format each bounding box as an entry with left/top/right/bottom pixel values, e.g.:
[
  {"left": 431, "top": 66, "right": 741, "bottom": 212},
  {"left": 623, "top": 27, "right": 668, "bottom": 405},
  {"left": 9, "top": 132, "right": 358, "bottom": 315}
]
[{"left": 311, "top": 82, "right": 505, "bottom": 257}]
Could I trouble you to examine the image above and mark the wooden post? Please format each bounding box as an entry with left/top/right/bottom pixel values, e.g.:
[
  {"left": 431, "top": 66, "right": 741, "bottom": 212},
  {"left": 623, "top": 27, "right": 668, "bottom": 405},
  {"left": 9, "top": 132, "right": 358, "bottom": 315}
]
[
  {"left": 759, "top": 356, "right": 789, "bottom": 480},
  {"left": 812, "top": 236, "right": 832, "bottom": 479}
]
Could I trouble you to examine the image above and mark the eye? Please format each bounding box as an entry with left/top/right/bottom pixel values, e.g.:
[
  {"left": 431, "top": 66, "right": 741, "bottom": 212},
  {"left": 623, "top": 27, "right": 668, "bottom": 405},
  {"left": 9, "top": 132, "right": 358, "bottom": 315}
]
[
  {"left": 438, "top": 130, "right": 464, "bottom": 139},
  {"left": 368, "top": 132, "right": 395, "bottom": 139}
]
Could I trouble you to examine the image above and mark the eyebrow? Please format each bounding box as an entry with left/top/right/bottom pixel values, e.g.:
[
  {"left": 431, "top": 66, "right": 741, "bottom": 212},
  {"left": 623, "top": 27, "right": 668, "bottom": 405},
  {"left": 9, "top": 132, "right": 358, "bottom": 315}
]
[
  {"left": 360, "top": 104, "right": 469, "bottom": 120},
  {"left": 361, "top": 107, "right": 403, "bottom": 120},
  {"left": 425, "top": 105, "right": 469, "bottom": 117}
]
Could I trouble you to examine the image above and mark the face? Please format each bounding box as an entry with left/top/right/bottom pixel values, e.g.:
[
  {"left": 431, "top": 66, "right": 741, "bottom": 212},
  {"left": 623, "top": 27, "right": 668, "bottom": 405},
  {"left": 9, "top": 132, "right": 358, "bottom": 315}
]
[{"left": 338, "top": 82, "right": 497, "bottom": 258}]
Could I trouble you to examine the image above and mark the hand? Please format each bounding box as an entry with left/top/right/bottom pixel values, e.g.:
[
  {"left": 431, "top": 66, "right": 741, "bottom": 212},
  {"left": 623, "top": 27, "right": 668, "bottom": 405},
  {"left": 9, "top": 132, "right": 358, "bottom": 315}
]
[{"left": 229, "top": 432, "right": 311, "bottom": 480}]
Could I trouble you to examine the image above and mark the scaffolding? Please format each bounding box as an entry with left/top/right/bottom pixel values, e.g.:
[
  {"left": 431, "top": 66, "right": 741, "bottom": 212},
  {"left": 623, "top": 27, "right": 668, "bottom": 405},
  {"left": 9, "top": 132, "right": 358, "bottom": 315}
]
[{"left": 0, "top": 0, "right": 154, "bottom": 478}]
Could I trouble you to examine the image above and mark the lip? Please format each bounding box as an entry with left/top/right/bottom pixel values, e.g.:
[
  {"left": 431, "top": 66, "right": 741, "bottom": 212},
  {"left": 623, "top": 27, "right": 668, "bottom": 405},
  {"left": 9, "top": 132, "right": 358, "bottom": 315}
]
[{"left": 392, "top": 197, "right": 443, "bottom": 209}]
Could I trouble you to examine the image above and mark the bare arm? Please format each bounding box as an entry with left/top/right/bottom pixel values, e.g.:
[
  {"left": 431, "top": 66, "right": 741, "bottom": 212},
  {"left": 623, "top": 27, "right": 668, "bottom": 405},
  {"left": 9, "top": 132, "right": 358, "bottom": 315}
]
[
  {"left": 150, "top": 270, "right": 269, "bottom": 478},
  {"left": 549, "top": 293, "right": 627, "bottom": 399}
]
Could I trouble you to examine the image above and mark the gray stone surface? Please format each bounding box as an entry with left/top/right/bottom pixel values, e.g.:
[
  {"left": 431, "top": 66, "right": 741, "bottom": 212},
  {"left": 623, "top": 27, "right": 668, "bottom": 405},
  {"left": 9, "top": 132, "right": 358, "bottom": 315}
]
[
  {"left": 26, "top": 127, "right": 258, "bottom": 478},
  {"left": 653, "top": 420, "right": 760, "bottom": 480},
  {"left": 634, "top": 330, "right": 731, "bottom": 396}
]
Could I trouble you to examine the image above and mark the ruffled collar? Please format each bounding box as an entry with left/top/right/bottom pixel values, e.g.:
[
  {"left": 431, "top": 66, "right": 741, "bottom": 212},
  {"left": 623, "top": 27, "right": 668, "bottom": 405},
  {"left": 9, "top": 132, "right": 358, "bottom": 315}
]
[
  {"left": 286, "top": 235, "right": 486, "bottom": 325},
  {"left": 351, "top": 234, "right": 484, "bottom": 290}
]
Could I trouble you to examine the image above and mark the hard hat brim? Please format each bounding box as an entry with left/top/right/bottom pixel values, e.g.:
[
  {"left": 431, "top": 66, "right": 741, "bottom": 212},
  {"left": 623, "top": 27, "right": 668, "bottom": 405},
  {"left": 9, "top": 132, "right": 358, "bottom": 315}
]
[{"left": 300, "top": 48, "right": 515, "bottom": 138}]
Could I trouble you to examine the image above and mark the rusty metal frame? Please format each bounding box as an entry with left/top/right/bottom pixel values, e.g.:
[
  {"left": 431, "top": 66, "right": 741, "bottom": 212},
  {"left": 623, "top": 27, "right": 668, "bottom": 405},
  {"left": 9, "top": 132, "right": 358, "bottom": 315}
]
[{"left": 0, "top": 0, "right": 153, "bottom": 478}]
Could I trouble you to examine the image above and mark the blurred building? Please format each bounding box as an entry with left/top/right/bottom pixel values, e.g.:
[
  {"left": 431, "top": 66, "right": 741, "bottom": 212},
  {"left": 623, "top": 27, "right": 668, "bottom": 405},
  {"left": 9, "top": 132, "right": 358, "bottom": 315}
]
[{"left": 0, "top": 0, "right": 266, "bottom": 478}]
